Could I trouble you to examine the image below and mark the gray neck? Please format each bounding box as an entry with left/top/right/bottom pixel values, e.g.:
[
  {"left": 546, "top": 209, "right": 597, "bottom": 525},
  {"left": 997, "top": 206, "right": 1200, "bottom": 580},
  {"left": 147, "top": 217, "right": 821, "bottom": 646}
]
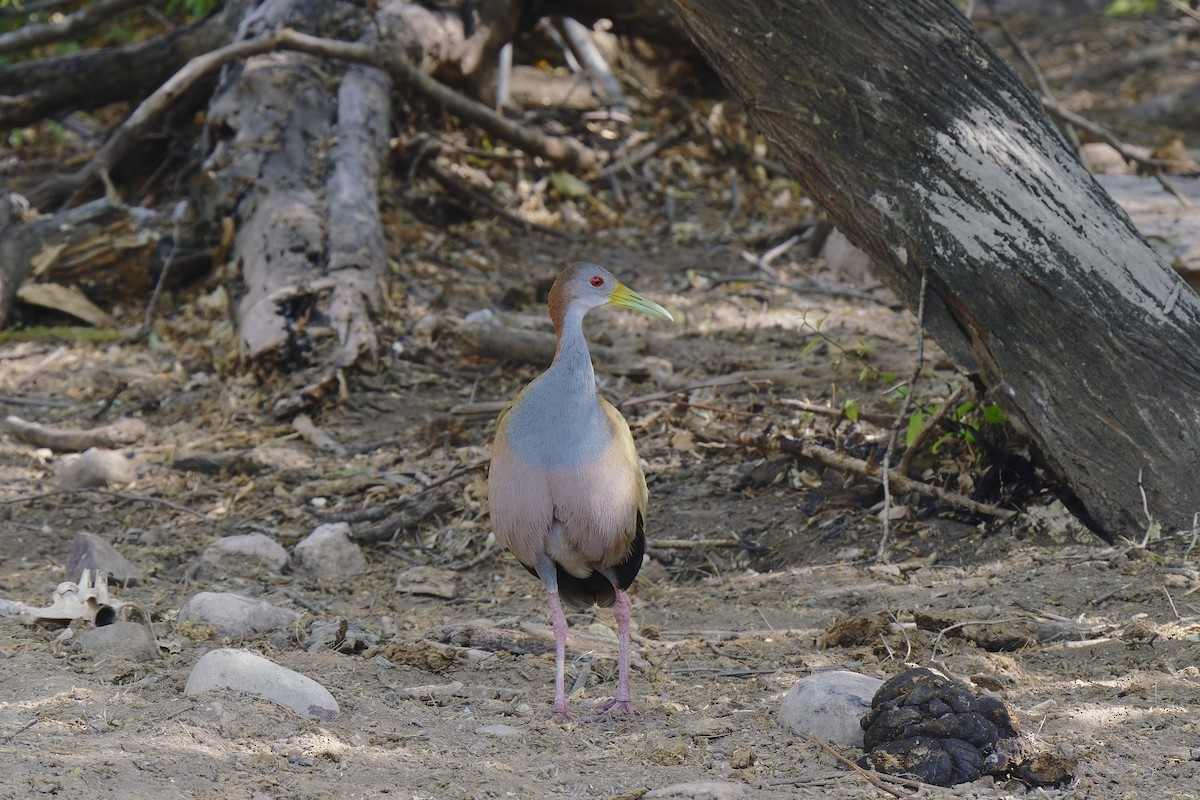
[
  {"left": 550, "top": 304, "right": 596, "bottom": 391},
  {"left": 503, "top": 307, "right": 611, "bottom": 468}
]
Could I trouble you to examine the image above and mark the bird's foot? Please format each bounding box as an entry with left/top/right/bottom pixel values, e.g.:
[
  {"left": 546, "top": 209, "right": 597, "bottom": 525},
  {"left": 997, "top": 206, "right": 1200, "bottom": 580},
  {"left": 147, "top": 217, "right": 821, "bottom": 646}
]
[
  {"left": 549, "top": 703, "right": 577, "bottom": 723},
  {"left": 591, "top": 697, "right": 635, "bottom": 718}
]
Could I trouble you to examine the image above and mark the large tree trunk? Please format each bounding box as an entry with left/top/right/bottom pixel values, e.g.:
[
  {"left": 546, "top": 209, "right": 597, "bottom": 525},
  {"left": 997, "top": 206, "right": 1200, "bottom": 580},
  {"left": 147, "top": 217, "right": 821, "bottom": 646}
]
[{"left": 669, "top": 0, "right": 1200, "bottom": 542}]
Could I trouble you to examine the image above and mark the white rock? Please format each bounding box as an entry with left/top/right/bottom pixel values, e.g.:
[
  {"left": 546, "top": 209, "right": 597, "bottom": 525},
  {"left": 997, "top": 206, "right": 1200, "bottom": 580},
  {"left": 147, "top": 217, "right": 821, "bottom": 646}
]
[
  {"left": 293, "top": 522, "right": 368, "bottom": 579},
  {"left": 200, "top": 533, "right": 289, "bottom": 575},
  {"left": 56, "top": 448, "right": 139, "bottom": 489},
  {"left": 778, "top": 670, "right": 882, "bottom": 747},
  {"left": 645, "top": 781, "right": 745, "bottom": 799},
  {"left": 184, "top": 648, "right": 338, "bottom": 720},
  {"left": 178, "top": 591, "right": 298, "bottom": 637}
]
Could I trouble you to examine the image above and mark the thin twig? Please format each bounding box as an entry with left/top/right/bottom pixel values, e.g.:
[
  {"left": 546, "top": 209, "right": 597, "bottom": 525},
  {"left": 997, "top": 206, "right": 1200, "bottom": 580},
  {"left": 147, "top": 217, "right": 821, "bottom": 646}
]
[
  {"left": 896, "top": 384, "right": 970, "bottom": 475},
  {"left": 142, "top": 206, "right": 183, "bottom": 334},
  {"left": 1167, "top": 0, "right": 1200, "bottom": 23},
  {"left": 809, "top": 734, "right": 914, "bottom": 799},
  {"left": 778, "top": 397, "right": 895, "bottom": 426},
  {"left": 708, "top": 273, "right": 889, "bottom": 305},
  {"left": 930, "top": 616, "right": 1029, "bottom": 658},
  {"left": 596, "top": 122, "right": 689, "bottom": 179},
  {"left": 1163, "top": 586, "right": 1181, "bottom": 620},
  {"left": 419, "top": 159, "right": 567, "bottom": 238},
  {"left": 1042, "top": 95, "right": 1190, "bottom": 170},
  {"left": 651, "top": 538, "right": 743, "bottom": 549},
  {"left": 417, "top": 459, "right": 490, "bottom": 495},
  {"left": 37, "top": 28, "right": 601, "bottom": 207},
  {"left": 983, "top": 0, "right": 1079, "bottom": 150},
  {"left": 782, "top": 438, "right": 1016, "bottom": 521},
  {"left": 0, "top": 487, "right": 210, "bottom": 521},
  {"left": 620, "top": 366, "right": 803, "bottom": 408},
  {"left": 740, "top": 234, "right": 802, "bottom": 279},
  {"left": 0, "top": 0, "right": 142, "bottom": 58},
  {"left": 668, "top": 400, "right": 763, "bottom": 418}
]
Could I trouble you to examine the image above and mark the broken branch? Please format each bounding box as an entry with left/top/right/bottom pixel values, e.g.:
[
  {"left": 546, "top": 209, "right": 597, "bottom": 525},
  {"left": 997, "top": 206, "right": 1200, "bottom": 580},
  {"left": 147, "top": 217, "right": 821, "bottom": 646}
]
[
  {"left": 3, "top": 414, "right": 146, "bottom": 452},
  {"left": 782, "top": 437, "right": 1016, "bottom": 521},
  {"left": 33, "top": 27, "right": 602, "bottom": 208}
]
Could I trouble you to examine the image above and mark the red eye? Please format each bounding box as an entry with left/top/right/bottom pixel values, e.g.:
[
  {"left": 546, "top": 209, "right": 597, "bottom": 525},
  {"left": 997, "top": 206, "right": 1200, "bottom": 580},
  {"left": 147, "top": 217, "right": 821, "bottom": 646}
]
[{"left": 590, "top": 276, "right": 604, "bottom": 287}]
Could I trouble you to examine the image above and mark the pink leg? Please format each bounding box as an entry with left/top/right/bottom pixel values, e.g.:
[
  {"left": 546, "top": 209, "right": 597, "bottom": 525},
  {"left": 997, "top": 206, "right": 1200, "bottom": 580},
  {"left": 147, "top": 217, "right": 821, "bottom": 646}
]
[
  {"left": 596, "top": 587, "right": 635, "bottom": 715},
  {"left": 547, "top": 589, "right": 575, "bottom": 721}
]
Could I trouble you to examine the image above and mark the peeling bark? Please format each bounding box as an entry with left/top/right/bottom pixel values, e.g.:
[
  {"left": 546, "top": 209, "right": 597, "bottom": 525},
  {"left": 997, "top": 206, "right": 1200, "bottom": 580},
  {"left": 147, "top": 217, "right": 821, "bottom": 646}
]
[
  {"left": 200, "top": 0, "right": 392, "bottom": 371},
  {"left": 0, "top": 196, "right": 162, "bottom": 325},
  {"left": 670, "top": 0, "right": 1200, "bottom": 541},
  {"left": 324, "top": 65, "right": 390, "bottom": 369}
]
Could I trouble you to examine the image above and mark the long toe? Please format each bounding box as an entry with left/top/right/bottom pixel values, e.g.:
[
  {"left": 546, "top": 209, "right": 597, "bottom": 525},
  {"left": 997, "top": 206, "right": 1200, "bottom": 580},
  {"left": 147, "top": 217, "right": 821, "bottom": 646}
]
[
  {"left": 551, "top": 702, "right": 577, "bottom": 723},
  {"left": 592, "top": 697, "right": 635, "bottom": 717}
]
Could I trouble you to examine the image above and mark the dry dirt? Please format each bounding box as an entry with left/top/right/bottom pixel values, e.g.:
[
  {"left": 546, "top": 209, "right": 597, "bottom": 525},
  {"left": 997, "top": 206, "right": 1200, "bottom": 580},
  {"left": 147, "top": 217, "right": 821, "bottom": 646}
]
[{"left": 3, "top": 7, "right": 1200, "bottom": 800}]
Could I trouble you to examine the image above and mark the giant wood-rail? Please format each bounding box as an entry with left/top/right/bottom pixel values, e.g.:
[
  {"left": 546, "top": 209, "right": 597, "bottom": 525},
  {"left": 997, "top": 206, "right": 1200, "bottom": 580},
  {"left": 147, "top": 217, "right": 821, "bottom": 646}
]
[{"left": 488, "top": 262, "right": 673, "bottom": 718}]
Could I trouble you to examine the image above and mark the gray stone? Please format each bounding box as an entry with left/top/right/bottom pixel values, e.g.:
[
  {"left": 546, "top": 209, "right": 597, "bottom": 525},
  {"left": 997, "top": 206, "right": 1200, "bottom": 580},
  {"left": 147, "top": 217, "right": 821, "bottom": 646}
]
[
  {"left": 304, "top": 617, "right": 376, "bottom": 654},
  {"left": 779, "top": 670, "right": 882, "bottom": 747},
  {"left": 66, "top": 531, "right": 142, "bottom": 587},
  {"left": 56, "top": 448, "right": 139, "bottom": 489},
  {"left": 178, "top": 591, "right": 298, "bottom": 637},
  {"left": 293, "top": 522, "right": 367, "bottom": 579},
  {"left": 74, "top": 621, "right": 159, "bottom": 662},
  {"left": 184, "top": 648, "right": 339, "bottom": 720},
  {"left": 200, "top": 532, "right": 289, "bottom": 576}
]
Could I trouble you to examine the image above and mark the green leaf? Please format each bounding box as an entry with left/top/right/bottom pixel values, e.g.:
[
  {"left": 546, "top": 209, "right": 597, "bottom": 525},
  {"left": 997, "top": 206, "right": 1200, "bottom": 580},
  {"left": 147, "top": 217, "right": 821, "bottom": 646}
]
[
  {"left": 931, "top": 432, "right": 954, "bottom": 454},
  {"left": 549, "top": 171, "right": 590, "bottom": 198},
  {"left": 1146, "top": 520, "right": 1163, "bottom": 542},
  {"left": 1103, "top": 0, "right": 1158, "bottom": 16},
  {"left": 905, "top": 410, "right": 925, "bottom": 447},
  {"left": 844, "top": 398, "right": 859, "bottom": 422},
  {"left": 953, "top": 401, "right": 975, "bottom": 420},
  {"left": 983, "top": 403, "right": 1007, "bottom": 425}
]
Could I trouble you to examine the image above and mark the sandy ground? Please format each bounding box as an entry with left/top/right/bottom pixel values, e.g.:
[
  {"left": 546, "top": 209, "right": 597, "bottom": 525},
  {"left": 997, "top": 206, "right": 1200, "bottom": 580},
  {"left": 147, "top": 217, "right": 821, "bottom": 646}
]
[
  {"left": 3, "top": 231, "right": 1200, "bottom": 799},
  {"left": 3, "top": 6, "right": 1200, "bottom": 800}
]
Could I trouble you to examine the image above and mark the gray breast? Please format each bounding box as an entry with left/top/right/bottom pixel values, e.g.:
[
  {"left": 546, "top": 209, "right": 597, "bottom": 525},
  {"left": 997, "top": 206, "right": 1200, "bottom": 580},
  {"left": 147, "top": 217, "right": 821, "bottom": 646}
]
[{"left": 504, "top": 374, "right": 612, "bottom": 470}]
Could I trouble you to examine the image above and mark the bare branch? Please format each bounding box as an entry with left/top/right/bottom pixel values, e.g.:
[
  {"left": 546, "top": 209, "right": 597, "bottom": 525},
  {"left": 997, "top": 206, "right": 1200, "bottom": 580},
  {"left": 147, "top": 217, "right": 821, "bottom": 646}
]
[
  {"left": 0, "top": 0, "right": 143, "bottom": 58},
  {"left": 31, "top": 28, "right": 601, "bottom": 209}
]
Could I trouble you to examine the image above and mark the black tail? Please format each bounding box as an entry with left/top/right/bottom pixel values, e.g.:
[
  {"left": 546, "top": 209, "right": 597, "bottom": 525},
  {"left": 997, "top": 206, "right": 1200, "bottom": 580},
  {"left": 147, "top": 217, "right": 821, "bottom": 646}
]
[{"left": 537, "top": 513, "right": 646, "bottom": 610}]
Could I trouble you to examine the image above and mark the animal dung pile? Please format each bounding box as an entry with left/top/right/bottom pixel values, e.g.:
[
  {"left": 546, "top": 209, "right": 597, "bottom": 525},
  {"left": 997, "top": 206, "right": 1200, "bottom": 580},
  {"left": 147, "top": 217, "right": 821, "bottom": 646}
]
[{"left": 860, "top": 667, "right": 1076, "bottom": 788}]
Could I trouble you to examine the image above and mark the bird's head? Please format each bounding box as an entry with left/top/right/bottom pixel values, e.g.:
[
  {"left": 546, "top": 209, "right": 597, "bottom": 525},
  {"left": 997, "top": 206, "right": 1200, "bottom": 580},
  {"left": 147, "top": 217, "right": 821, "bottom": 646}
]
[{"left": 549, "top": 262, "right": 674, "bottom": 327}]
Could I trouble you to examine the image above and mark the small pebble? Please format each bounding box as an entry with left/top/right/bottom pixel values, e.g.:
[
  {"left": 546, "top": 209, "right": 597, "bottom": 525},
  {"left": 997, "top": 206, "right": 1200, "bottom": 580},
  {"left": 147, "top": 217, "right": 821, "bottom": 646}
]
[
  {"left": 199, "top": 532, "right": 289, "bottom": 575},
  {"left": 184, "top": 648, "right": 339, "bottom": 720},
  {"left": 293, "top": 523, "right": 368, "bottom": 579},
  {"left": 305, "top": 617, "right": 376, "bottom": 654},
  {"left": 73, "top": 621, "right": 159, "bottom": 662},
  {"left": 178, "top": 591, "right": 298, "bottom": 637}
]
